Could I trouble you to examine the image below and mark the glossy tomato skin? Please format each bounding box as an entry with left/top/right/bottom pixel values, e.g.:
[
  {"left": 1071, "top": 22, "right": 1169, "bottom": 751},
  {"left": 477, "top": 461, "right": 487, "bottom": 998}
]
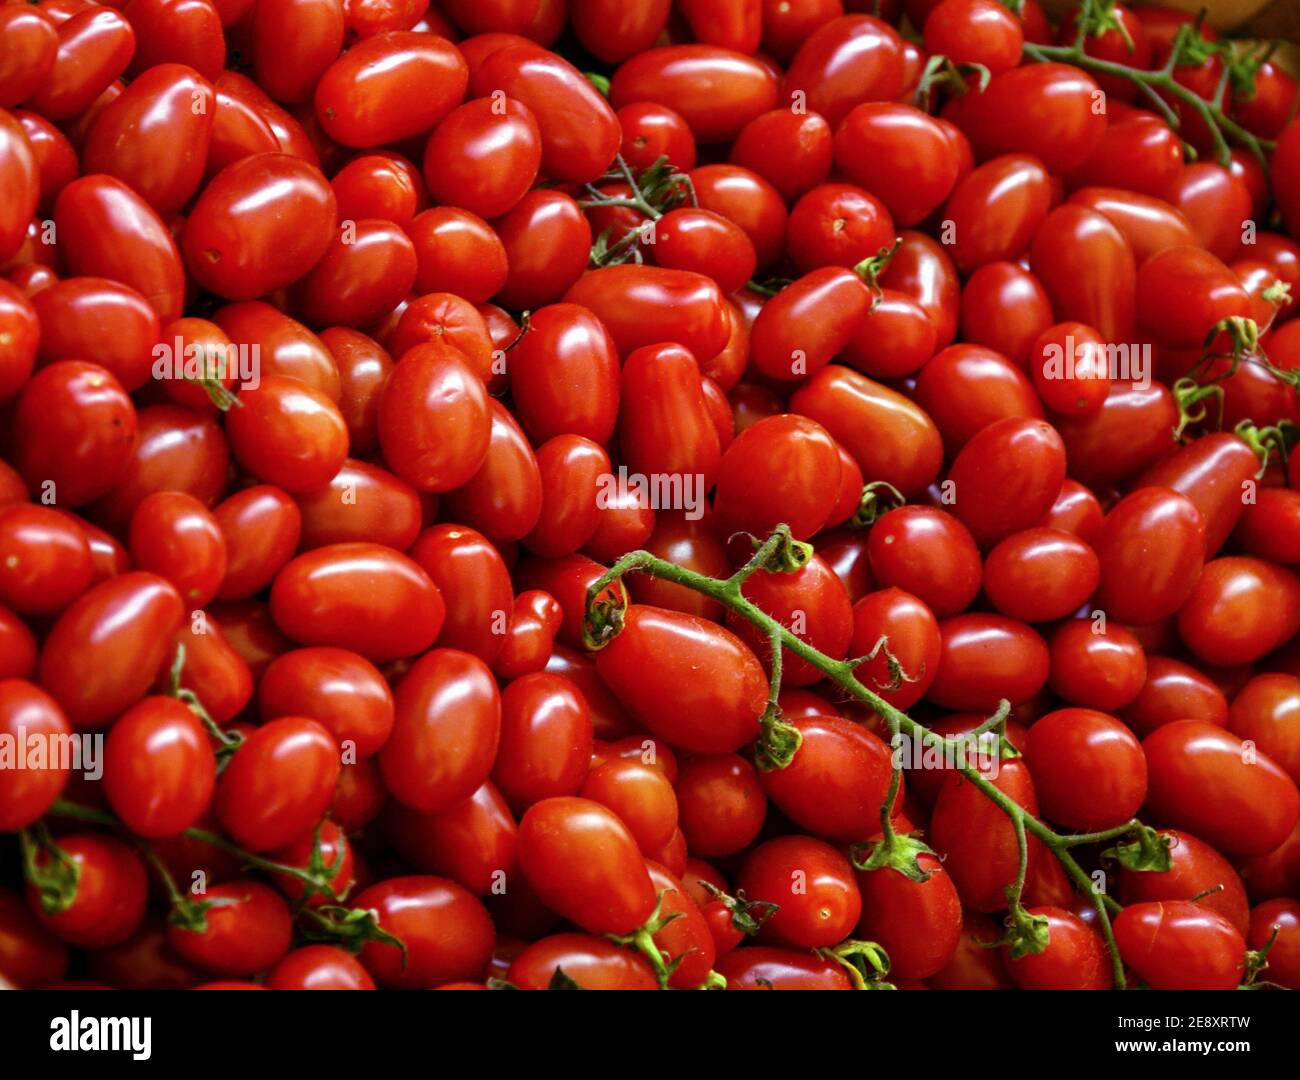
[
  {"left": 982, "top": 528, "right": 1099, "bottom": 623},
  {"left": 493, "top": 590, "right": 563, "bottom": 681},
  {"left": 943, "top": 154, "right": 1052, "bottom": 271},
  {"left": 791, "top": 366, "right": 943, "bottom": 499},
  {"left": 1030, "top": 204, "right": 1137, "bottom": 344},
  {"left": 0, "top": 680, "right": 71, "bottom": 832},
  {"left": 738, "top": 836, "right": 861, "bottom": 948},
  {"left": 750, "top": 267, "right": 872, "bottom": 381},
  {"left": 928, "top": 614, "right": 1050, "bottom": 711},
  {"left": 265, "top": 945, "right": 376, "bottom": 990},
  {"left": 379, "top": 649, "right": 501, "bottom": 814},
  {"left": 0, "top": 504, "right": 95, "bottom": 618},
  {"left": 23, "top": 8, "right": 136, "bottom": 122},
  {"left": 856, "top": 853, "right": 962, "bottom": 980},
  {"left": 471, "top": 44, "right": 619, "bottom": 183},
  {"left": 517, "top": 796, "right": 656, "bottom": 935},
  {"left": 1057, "top": 380, "right": 1179, "bottom": 490},
  {"left": 445, "top": 403, "right": 543, "bottom": 544},
  {"left": 28, "top": 834, "right": 148, "bottom": 949},
  {"left": 1024, "top": 707, "right": 1146, "bottom": 831},
  {"left": 378, "top": 342, "right": 491, "bottom": 492},
  {"left": 492, "top": 671, "right": 592, "bottom": 810},
  {"left": 506, "top": 933, "right": 657, "bottom": 989},
  {"left": 128, "top": 491, "right": 227, "bottom": 608},
  {"left": 493, "top": 190, "right": 592, "bottom": 310},
  {"left": 915, "top": 344, "right": 1043, "bottom": 453},
  {"left": 930, "top": 758, "right": 1041, "bottom": 912},
  {"left": 619, "top": 342, "right": 721, "bottom": 491},
  {"left": 759, "top": 715, "right": 897, "bottom": 841},
  {"left": 258, "top": 646, "right": 394, "bottom": 759},
  {"left": 103, "top": 696, "right": 216, "bottom": 838},
  {"left": 38, "top": 572, "right": 184, "bottom": 730},
  {"left": 269, "top": 543, "right": 444, "bottom": 662},
  {"left": 163, "top": 879, "right": 288, "bottom": 977},
  {"left": 946, "top": 417, "right": 1066, "bottom": 548},
  {"left": 674, "top": 753, "right": 766, "bottom": 858},
  {"left": 730, "top": 108, "right": 831, "bottom": 203},
  {"left": 782, "top": 15, "right": 906, "bottom": 128},
  {"left": 224, "top": 376, "right": 348, "bottom": 494},
  {"left": 81, "top": 63, "right": 215, "bottom": 215},
  {"left": 595, "top": 605, "right": 766, "bottom": 754},
  {"left": 214, "top": 486, "right": 302, "bottom": 601},
  {"left": 291, "top": 219, "right": 417, "bottom": 328},
  {"left": 1005, "top": 906, "right": 1110, "bottom": 990},
  {"left": 423, "top": 96, "right": 539, "bottom": 219},
  {"left": 294, "top": 459, "right": 422, "bottom": 553},
  {"left": 716, "top": 945, "right": 852, "bottom": 989},
  {"left": 407, "top": 525, "right": 512, "bottom": 665},
  {"left": 0, "top": 9, "right": 58, "bottom": 110},
  {"left": 1119, "top": 829, "right": 1249, "bottom": 935},
  {"left": 0, "top": 280, "right": 39, "bottom": 404},
  {"left": 313, "top": 30, "right": 465, "bottom": 146},
  {"left": 1114, "top": 900, "right": 1245, "bottom": 990},
  {"left": 849, "top": 587, "right": 941, "bottom": 709},
  {"left": 1144, "top": 721, "right": 1300, "bottom": 857},
  {"left": 1135, "top": 246, "right": 1251, "bottom": 350},
  {"left": 582, "top": 758, "right": 678, "bottom": 855},
  {"left": 214, "top": 716, "right": 340, "bottom": 851},
  {"left": 1177, "top": 558, "right": 1300, "bottom": 666},
  {"left": 867, "top": 506, "right": 982, "bottom": 618},
  {"left": 183, "top": 153, "right": 337, "bottom": 300}
]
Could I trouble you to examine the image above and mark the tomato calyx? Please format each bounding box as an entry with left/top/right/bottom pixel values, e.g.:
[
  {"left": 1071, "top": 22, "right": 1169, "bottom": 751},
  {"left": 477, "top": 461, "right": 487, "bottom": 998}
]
[
  {"left": 19, "top": 824, "right": 81, "bottom": 916},
  {"left": 851, "top": 831, "right": 939, "bottom": 884},
  {"left": 851, "top": 481, "right": 906, "bottom": 528},
  {"left": 581, "top": 577, "right": 630, "bottom": 651},
  {"left": 1074, "top": 0, "right": 1135, "bottom": 51},
  {"left": 814, "top": 939, "right": 894, "bottom": 990},
  {"left": 1171, "top": 375, "right": 1226, "bottom": 442},
  {"left": 852, "top": 239, "right": 903, "bottom": 305},
  {"left": 1234, "top": 419, "right": 1294, "bottom": 478},
  {"left": 698, "top": 880, "right": 779, "bottom": 938},
  {"left": 299, "top": 903, "right": 407, "bottom": 960},
  {"left": 1000, "top": 903, "right": 1051, "bottom": 961},
  {"left": 583, "top": 72, "right": 611, "bottom": 99},
  {"left": 581, "top": 154, "right": 697, "bottom": 267},
  {"left": 913, "top": 54, "right": 990, "bottom": 111},
  {"left": 605, "top": 890, "right": 686, "bottom": 990},
  {"left": 1101, "top": 823, "right": 1175, "bottom": 873}
]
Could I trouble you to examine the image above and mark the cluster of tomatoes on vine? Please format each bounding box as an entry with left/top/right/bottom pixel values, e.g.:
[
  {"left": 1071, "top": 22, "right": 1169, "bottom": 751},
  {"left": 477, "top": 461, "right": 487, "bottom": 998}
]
[{"left": 3, "top": 0, "right": 1300, "bottom": 992}]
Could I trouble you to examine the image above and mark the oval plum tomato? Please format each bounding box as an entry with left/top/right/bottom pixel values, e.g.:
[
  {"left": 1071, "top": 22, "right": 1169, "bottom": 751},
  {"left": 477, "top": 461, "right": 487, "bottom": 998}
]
[
  {"left": 781, "top": 14, "right": 905, "bottom": 127},
  {"left": 0, "top": 8, "right": 58, "bottom": 110},
  {"left": 167, "top": 880, "right": 293, "bottom": 976},
  {"left": 27, "top": 834, "right": 148, "bottom": 949},
  {"left": 291, "top": 219, "right": 418, "bottom": 328},
  {"left": 0, "top": 885, "right": 68, "bottom": 988},
  {"left": 927, "top": 614, "right": 1050, "bottom": 711},
  {"left": 840, "top": 288, "right": 937, "bottom": 379},
  {"left": 0, "top": 607, "right": 37, "bottom": 681},
  {"left": 12, "top": 361, "right": 138, "bottom": 509},
  {"left": 674, "top": 754, "right": 766, "bottom": 858},
  {"left": 758, "top": 715, "right": 897, "bottom": 841},
  {"left": 945, "top": 417, "right": 1066, "bottom": 548},
  {"left": 0, "top": 504, "right": 95, "bottom": 618},
  {"left": 258, "top": 647, "right": 394, "bottom": 759},
  {"left": 929, "top": 758, "right": 1041, "bottom": 912},
  {"left": 269, "top": 543, "right": 445, "bottom": 662},
  {"left": 750, "top": 269, "right": 871, "bottom": 382},
  {"left": 103, "top": 696, "right": 215, "bottom": 838},
  {"left": 983, "top": 528, "right": 1099, "bottom": 623},
  {"left": 446, "top": 403, "right": 543, "bottom": 544},
  {"left": 617, "top": 101, "right": 696, "bottom": 171},
  {"left": 834, "top": 102, "right": 959, "bottom": 226},
  {"left": 1114, "top": 900, "right": 1245, "bottom": 990},
  {"left": 879, "top": 229, "right": 960, "bottom": 347},
  {"left": 786, "top": 183, "right": 893, "bottom": 274},
  {"left": 1178, "top": 557, "right": 1300, "bottom": 666},
  {"left": 730, "top": 109, "right": 831, "bottom": 203},
  {"left": 330, "top": 153, "right": 421, "bottom": 227},
  {"left": 422, "top": 96, "right": 540, "bottom": 219},
  {"left": 728, "top": 556, "right": 853, "bottom": 686},
  {"left": 1144, "top": 720, "right": 1299, "bottom": 856},
  {"left": 471, "top": 44, "right": 619, "bottom": 183},
  {"left": 1030, "top": 321, "right": 1110, "bottom": 417},
  {"left": 492, "top": 671, "right": 592, "bottom": 810},
  {"left": 791, "top": 366, "right": 943, "bottom": 498},
  {"left": 1069, "top": 186, "right": 1197, "bottom": 266},
  {"left": 266, "top": 945, "right": 376, "bottom": 990},
  {"left": 21, "top": 8, "right": 135, "bottom": 122},
  {"left": 1247, "top": 899, "right": 1300, "bottom": 990},
  {"left": 214, "top": 716, "right": 339, "bottom": 851},
  {"left": 649, "top": 208, "right": 757, "bottom": 296},
  {"left": 712, "top": 414, "right": 841, "bottom": 541},
  {"left": 408, "top": 525, "right": 513, "bottom": 666},
  {"left": 214, "top": 486, "right": 302, "bottom": 601},
  {"left": 517, "top": 796, "right": 656, "bottom": 935},
  {"left": 1135, "top": 245, "right": 1251, "bottom": 350},
  {"left": 957, "top": 263, "right": 1051, "bottom": 370},
  {"left": 924, "top": 0, "right": 1023, "bottom": 75},
  {"left": 128, "top": 492, "right": 227, "bottom": 608},
  {"left": 1005, "top": 906, "right": 1110, "bottom": 990},
  {"left": 594, "top": 605, "right": 766, "bottom": 754},
  {"left": 224, "top": 375, "right": 348, "bottom": 493},
  {"left": 507, "top": 933, "right": 657, "bottom": 990},
  {"left": 1121, "top": 655, "right": 1228, "bottom": 738},
  {"left": 38, "top": 572, "right": 184, "bottom": 730},
  {"left": 493, "top": 190, "right": 592, "bottom": 309},
  {"left": 618, "top": 342, "right": 721, "bottom": 491},
  {"left": 942, "top": 62, "right": 1105, "bottom": 173},
  {"left": 379, "top": 649, "right": 501, "bottom": 814},
  {"left": 377, "top": 341, "right": 491, "bottom": 493},
  {"left": 0, "top": 680, "right": 71, "bottom": 832},
  {"left": 855, "top": 853, "right": 962, "bottom": 980},
  {"left": 867, "top": 506, "right": 981, "bottom": 617},
  {"left": 738, "top": 836, "right": 860, "bottom": 948},
  {"left": 1048, "top": 619, "right": 1146, "bottom": 711},
  {"left": 1030, "top": 204, "right": 1137, "bottom": 344},
  {"left": 1227, "top": 675, "right": 1300, "bottom": 785},
  {"left": 494, "top": 591, "right": 564, "bottom": 682},
  {"left": 915, "top": 344, "right": 1043, "bottom": 453},
  {"left": 1023, "top": 707, "right": 1146, "bottom": 831},
  {"left": 581, "top": 758, "right": 678, "bottom": 856},
  {"left": 716, "top": 945, "right": 853, "bottom": 989},
  {"left": 81, "top": 62, "right": 215, "bottom": 215},
  {"left": 0, "top": 279, "right": 39, "bottom": 404},
  {"left": 610, "top": 45, "right": 777, "bottom": 144},
  {"left": 183, "top": 153, "right": 336, "bottom": 301},
  {"left": 295, "top": 459, "right": 422, "bottom": 552},
  {"left": 1119, "top": 829, "right": 1249, "bottom": 936},
  {"left": 849, "top": 587, "right": 940, "bottom": 709}
]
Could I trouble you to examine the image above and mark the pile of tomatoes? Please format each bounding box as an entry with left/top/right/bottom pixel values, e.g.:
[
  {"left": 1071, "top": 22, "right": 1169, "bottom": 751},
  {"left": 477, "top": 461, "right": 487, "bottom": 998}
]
[{"left": 2, "top": 0, "right": 1300, "bottom": 993}]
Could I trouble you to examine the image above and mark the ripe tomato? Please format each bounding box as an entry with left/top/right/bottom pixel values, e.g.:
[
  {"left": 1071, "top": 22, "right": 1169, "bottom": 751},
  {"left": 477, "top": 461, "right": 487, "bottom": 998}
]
[
  {"left": 738, "top": 835, "right": 861, "bottom": 948},
  {"left": 782, "top": 15, "right": 905, "bottom": 127},
  {"left": 982, "top": 528, "right": 1099, "bottom": 623},
  {"left": 942, "top": 154, "right": 1052, "bottom": 271},
  {"left": 1005, "top": 906, "right": 1110, "bottom": 990},
  {"left": 0, "top": 504, "right": 95, "bottom": 618},
  {"left": 856, "top": 853, "right": 962, "bottom": 980},
  {"left": 168, "top": 880, "right": 293, "bottom": 976},
  {"left": 1024, "top": 707, "right": 1146, "bottom": 831},
  {"left": 506, "top": 932, "right": 657, "bottom": 989},
  {"left": 928, "top": 613, "right": 1050, "bottom": 712},
  {"left": 1114, "top": 900, "right": 1245, "bottom": 990},
  {"left": 715, "top": 945, "right": 852, "bottom": 989},
  {"left": 1119, "top": 829, "right": 1249, "bottom": 935},
  {"left": 867, "top": 506, "right": 982, "bottom": 618},
  {"left": 104, "top": 696, "right": 216, "bottom": 838},
  {"left": 0, "top": 680, "right": 71, "bottom": 832},
  {"left": 258, "top": 646, "right": 393, "bottom": 759},
  {"left": 1177, "top": 557, "right": 1300, "bottom": 666},
  {"left": 674, "top": 753, "right": 766, "bottom": 858},
  {"left": 492, "top": 671, "right": 592, "bottom": 810},
  {"left": 27, "top": 833, "right": 148, "bottom": 949},
  {"left": 266, "top": 945, "right": 376, "bottom": 990},
  {"left": 595, "top": 605, "right": 766, "bottom": 754}
]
